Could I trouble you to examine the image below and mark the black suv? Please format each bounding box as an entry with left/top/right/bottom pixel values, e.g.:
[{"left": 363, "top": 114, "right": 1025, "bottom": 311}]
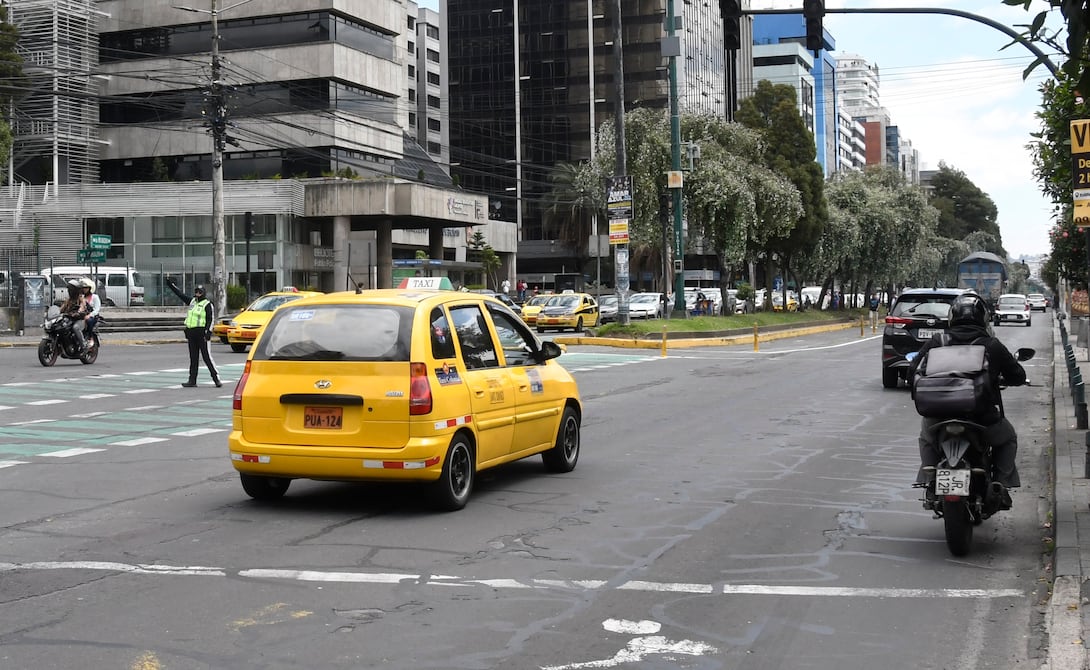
[{"left": 881, "top": 288, "right": 972, "bottom": 388}]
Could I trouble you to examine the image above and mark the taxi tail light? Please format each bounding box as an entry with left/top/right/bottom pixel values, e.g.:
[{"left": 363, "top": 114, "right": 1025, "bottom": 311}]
[
  {"left": 409, "top": 362, "right": 432, "bottom": 415},
  {"left": 233, "top": 360, "right": 251, "bottom": 410}
]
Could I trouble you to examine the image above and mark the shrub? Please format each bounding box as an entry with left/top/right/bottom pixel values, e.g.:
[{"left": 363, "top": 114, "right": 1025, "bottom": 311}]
[
  {"left": 226, "top": 284, "right": 248, "bottom": 310},
  {"left": 735, "top": 283, "right": 754, "bottom": 302}
]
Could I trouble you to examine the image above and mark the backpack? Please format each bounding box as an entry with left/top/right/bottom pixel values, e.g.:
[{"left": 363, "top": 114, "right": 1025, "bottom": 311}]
[{"left": 912, "top": 335, "right": 999, "bottom": 422}]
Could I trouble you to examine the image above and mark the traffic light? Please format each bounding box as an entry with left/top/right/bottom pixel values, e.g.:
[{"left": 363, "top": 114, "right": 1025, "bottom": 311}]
[
  {"left": 244, "top": 211, "right": 254, "bottom": 240},
  {"left": 719, "top": 0, "right": 742, "bottom": 50},
  {"left": 803, "top": 0, "right": 824, "bottom": 53}
]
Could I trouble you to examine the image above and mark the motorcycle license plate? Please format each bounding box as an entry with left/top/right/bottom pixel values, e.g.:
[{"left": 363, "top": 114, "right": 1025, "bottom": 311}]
[{"left": 935, "top": 468, "right": 970, "bottom": 496}]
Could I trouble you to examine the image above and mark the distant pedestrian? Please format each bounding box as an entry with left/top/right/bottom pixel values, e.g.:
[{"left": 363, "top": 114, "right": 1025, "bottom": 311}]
[
  {"left": 165, "top": 278, "right": 221, "bottom": 388},
  {"left": 517, "top": 280, "right": 526, "bottom": 301},
  {"left": 502, "top": 278, "right": 511, "bottom": 295},
  {"left": 869, "top": 293, "right": 881, "bottom": 328}
]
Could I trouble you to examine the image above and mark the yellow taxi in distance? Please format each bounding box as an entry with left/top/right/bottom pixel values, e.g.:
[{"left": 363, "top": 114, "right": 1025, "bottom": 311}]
[
  {"left": 211, "top": 315, "right": 234, "bottom": 343},
  {"left": 228, "top": 289, "right": 582, "bottom": 510},
  {"left": 520, "top": 293, "right": 553, "bottom": 326},
  {"left": 225, "top": 288, "right": 323, "bottom": 352},
  {"left": 536, "top": 292, "right": 600, "bottom": 332}
]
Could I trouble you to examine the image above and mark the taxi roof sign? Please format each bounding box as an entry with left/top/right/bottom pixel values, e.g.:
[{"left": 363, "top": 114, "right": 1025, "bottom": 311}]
[{"left": 397, "top": 276, "right": 454, "bottom": 290}]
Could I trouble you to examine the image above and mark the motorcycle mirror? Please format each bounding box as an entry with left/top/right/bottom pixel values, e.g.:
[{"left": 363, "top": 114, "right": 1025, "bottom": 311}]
[{"left": 1016, "top": 347, "right": 1035, "bottom": 362}]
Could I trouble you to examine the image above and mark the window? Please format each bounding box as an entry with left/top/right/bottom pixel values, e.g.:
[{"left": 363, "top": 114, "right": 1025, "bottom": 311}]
[
  {"left": 427, "top": 141, "right": 442, "bottom": 154},
  {"left": 427, "top": 118, "right": 441, "bottom": 131},
  {"left": 408, "top": 40, "right": 415, "bottom": 54},
  {"left": 408, "top": 64, "right": 415, "bottom": 77},
  {"left": 426, "top": 24, "right": 439, "bottom": 39},
  {"left": 256, "top": 305, "right": 414, "bottom": 362},
  {"left": 430, "top": 308, "right": 456, "bottom": 360},
  {"left": 427, "top": 48, "right": 439, "bottom": 63},
  {"left": 449, "top": 305, "right": 498, "bottom": 369},
  {"left": 488, "top": 308, "right": 536, "bottom": 366},
  {"left": 427, "top": 72, "right": 440, "bottom": 86},
  {"left": 427, "top": 95, "right": 440, "bottom": 109}
]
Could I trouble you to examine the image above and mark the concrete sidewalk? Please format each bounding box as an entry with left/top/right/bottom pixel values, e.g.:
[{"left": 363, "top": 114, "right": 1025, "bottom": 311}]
[{"left": 1049, "top": 317, "right": 1090, "bottom": 669}]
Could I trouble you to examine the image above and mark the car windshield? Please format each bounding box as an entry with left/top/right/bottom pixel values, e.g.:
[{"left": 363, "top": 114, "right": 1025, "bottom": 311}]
[
  {"left": 526, "top": 295, "right": 551, "bottom": 306},
  {"left": 547, "top": 295, "right": 580, "bottom": 308},
  {"left": 255, "top": 304, "right": 414, "bottom": 361},
  {"left": 891, "top": 298, "right": 953, "bottom": 318},
  {"left": 600, "top": 296, "right": 617, "bottom": 306},
  {"left": 248, "top": 294, "right": 303, "bottom": 312}
]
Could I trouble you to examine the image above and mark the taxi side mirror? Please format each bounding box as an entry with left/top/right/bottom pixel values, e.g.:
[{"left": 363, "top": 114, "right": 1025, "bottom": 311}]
[{"left": 538, "top": 340, "right": 563, "bottom": 362}]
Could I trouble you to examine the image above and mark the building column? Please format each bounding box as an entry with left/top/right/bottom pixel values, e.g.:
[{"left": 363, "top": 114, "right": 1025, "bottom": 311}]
[
  {"left": 377, "top": 219, "right": 393, "bottom": 289},
  {"left": 333, "top": 215, "right": 349, "bottom": 292},
  {"left": 429, "top": 225, "right": 444, "bottom": 261}
]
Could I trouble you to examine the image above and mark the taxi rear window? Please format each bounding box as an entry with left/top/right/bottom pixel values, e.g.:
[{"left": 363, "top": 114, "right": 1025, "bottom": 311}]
[{"left": 254, "top": 304, "right": 414, "bottom": 361}]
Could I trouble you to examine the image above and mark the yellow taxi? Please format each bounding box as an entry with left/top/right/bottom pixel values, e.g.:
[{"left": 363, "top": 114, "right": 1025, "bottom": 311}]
[
  {"left": 211, "top": 316, "right": 234, "bottom": 343},
  {"left": 535, "top": 291, "right": 600, "bottom": 332},
  {"left": 520, "top": 293, "right": 553, "bottom": 326},
  {"left": 227, "top": 289, "right": 583, "bottom": 510},
  {"left": 225, "top": 288, "right": 323, "bottom": 352}
]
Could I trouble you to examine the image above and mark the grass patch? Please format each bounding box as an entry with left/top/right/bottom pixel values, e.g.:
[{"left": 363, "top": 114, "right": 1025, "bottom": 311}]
[{"left": 594, "top": 309, "right": 865, "bottom": 338}]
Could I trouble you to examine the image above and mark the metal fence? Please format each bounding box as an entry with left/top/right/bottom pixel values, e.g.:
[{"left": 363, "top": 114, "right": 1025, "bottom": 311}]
[{"left": 0, "top": 246, "right": 42, "bottom": 308}]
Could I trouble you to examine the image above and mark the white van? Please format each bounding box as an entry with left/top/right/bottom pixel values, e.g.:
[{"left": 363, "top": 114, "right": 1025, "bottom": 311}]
[{"left": 43, "top": 266, "right": 145, "bottom": 307}]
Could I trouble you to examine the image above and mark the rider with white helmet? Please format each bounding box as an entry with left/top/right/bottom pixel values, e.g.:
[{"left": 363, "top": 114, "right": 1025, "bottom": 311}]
[{"left": 79, "top": 277, "right": 101, "bottom": 336}]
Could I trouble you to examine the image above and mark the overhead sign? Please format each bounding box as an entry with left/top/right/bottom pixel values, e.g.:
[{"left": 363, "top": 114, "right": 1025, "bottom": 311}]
[
  {"left": 1071, "top": 120, "right": 1090, "bottom": 227},
  {"left": 89, "top": 233, "right": 112, "bottom": 250}
]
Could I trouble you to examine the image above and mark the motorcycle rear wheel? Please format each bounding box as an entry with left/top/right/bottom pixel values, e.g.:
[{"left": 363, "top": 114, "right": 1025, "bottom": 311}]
[
  {"left": 37, "top": 339, "right": 58, "bottom": 367},
  {"left": 80, "top": 337, "right": 99, "bottom": 364},
  {"left": 942, "top": 500, "right": 974, "bottom": 556}
]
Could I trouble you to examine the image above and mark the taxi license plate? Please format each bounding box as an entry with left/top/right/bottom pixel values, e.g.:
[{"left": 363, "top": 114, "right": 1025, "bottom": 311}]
[
  {"left": 917, "top": 328, "right": 941, "bottom": 339},
  {"left": 935, "top": 468, "right": 970, "bottom": 496},
  {"left": 241, "top": 330, "right": 257, "bottom": 339},
  {"left": 304, "top": 406, "right": 343, "bottom": 429}
]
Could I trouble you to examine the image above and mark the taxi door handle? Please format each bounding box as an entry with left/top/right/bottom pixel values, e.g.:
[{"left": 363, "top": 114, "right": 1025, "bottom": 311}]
[
  {"left": 518, "top": 384, "right": 529, "bottom": 392},
  {"left": 474, "top": 389, "right": 485, "bottom": 397}
]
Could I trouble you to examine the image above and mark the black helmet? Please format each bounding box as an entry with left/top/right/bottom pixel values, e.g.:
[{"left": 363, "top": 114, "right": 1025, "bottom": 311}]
[
  {"left": 949, "top": 293, "right": 987, "bottom": 328},
  {"left": 194, "top": 285, "right": 205, "bottom": 296}
]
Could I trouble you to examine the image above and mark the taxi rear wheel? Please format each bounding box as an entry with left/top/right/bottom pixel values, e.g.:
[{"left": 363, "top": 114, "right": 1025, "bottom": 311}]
[
  {"left": 230, "top": 343, "right": 247, "bottom": 353},
  {"left": 542, "top": 407, "right": 580, "bottom": 473},
  {"left": 239, "top": 473, "right": 291, "bottom": 501},
  {"left": 432, "top": 435, "right": 474, "bottom": 511}
]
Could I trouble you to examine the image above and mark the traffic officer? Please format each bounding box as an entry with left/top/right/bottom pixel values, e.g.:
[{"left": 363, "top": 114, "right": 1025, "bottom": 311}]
[{"left": 165, "top": 278, "right": 221, "bottom": 388}]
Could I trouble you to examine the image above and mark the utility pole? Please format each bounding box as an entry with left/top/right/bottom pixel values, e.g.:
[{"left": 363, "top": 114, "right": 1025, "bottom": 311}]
[
  {"left": 176, "top": 0, "right": 253, "bottom": 318},
  {"left": 210, "top": 0, "right": 226, "bottom": 318},
  {"left": 667, "top": 0, "right": 686, "bottom": 317},
  {"left": 611, "top": 0, "right": 630, "bottom": 325}
]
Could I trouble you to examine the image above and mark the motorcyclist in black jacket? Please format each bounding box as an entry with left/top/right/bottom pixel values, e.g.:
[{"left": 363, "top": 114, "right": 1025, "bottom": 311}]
[{"left": 907, "top": 292, "right": 1026, "bottom": 507}]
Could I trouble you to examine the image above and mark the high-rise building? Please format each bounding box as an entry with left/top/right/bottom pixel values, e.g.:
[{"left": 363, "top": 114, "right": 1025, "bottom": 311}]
[
  {"left": 408, "top": 4, "right": 450, "bottom": 171},
  {"left": 445, "top": 0, "right": 752, "bottom": 283}
]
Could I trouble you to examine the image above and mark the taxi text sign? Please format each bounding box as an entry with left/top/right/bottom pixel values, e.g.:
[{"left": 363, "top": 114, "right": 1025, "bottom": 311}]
[{"left": 1071, "top": 120, "right": 1090, "bottom": 227}]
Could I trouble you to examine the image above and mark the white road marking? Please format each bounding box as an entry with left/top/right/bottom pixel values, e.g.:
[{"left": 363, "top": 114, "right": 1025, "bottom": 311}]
[
  {"left": 78, "top": 394, "right": 115, "bottom": 400},
  {"left": 128, "top": 405, "right": 163, "bottom": 411},
  {"left": 172, "top": 428, "right": 225, "bottom": 437},
  {"left": 9, "top": 419, "right": 55, "bottom": 426},
  {"left": 0, "top": 460, "right": 28, "bottom": 469},
  {"left": 70, "top": 411, "right": 109, "bottom": 418},
  {"left": 25, "top": 399, "right": 66, "bottom": 406},
  {"left": 0, "top": 561, "right": 1023, "bottom": 599},
  {"left": 122, "top": 389, "right": 158, "bottom": 394},
  {"left": 0, "top": 405, "right": 13, "bottom": 411},
  {"left": 110, "top": 437, "right": 168, "bottom": 447},
  {"left": 542, "top": 618, "right": 717, "bottom": 670},
  {"left": 126, "top": 371, "right": 157, "bottom": 376},
  {"left": 41, "top": 448, "right": 105, "bottom": 458}
]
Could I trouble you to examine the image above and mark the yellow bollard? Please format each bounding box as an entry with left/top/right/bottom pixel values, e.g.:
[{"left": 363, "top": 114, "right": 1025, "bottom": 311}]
[
  {"left": 860, "top": 317, "right": 865, "bottom": 337},
  {"left": 661, "top": 325, "right": 668, "bottom": 357},
  {"left": 753, "top": 321, "right": 759, "bottom": 352}
]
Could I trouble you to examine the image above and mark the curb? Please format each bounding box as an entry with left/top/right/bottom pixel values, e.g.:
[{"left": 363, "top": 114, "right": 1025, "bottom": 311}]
[{"left": 555, "top": 321, "right": 860, "bottom": 349}]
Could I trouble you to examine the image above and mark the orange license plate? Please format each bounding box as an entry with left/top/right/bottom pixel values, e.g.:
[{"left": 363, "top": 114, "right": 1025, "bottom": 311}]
[
  {"left": 242, "top": 331, "right": 257, "bottom": 339},
  {"left": 304, "top": 406, "right": 343, "bottom": 429}
]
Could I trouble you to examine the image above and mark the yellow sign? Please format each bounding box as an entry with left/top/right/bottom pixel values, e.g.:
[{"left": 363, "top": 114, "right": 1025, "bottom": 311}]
[
  {"left": 1071, "top": 120, "right": 1090, "bottom": 226},
  {"left": 609, "top": 219, "right": 630, "bottom": 245},
  {"left": 667, "top": 171, "right": 683, "bottom": 189}
]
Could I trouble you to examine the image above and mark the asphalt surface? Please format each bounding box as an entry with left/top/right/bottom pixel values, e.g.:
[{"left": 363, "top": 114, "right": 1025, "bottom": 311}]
[{"left": 1, "top": 316, "right": 1087, "bottom": 669}]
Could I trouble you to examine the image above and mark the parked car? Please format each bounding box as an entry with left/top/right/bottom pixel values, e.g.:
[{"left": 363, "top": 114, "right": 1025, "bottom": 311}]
[
  {"left": 470, "top": 289, "right": 522, "bottom": 316},
  {"left": 536, "top": 292, "right": 599, "bottom": 332},
  {"left": 628, "top": 292, "right": 665, "bottom": 319},
  {"left": 881, "top": 287, "right": 971, "bottom": 389},
  {"left": 993, "top": 293, "right": 1031, "bottom": 327},
  {"left": 771, "top": 290, "right": 799, "bottom": 312},
  {"left": 227, "top": 289, "right": 582, "bottom": 510},
  {"left": 225, "top": 288, "right": 324, "bottom": 352},
  {"left": 1027, "top": 293, "right": 1048, "bottom": 312},
  {"left": 599, "top": 295, "right": 618, "bottom": 323}
]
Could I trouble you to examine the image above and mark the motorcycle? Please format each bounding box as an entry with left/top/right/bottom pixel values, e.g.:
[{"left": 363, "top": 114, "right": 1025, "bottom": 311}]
[
  {"left": 38, "top": 305, "right": 100, "bottom": 367},
  {"left": 909, "top": 347, "right": 1035, "bottom": 556}
]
